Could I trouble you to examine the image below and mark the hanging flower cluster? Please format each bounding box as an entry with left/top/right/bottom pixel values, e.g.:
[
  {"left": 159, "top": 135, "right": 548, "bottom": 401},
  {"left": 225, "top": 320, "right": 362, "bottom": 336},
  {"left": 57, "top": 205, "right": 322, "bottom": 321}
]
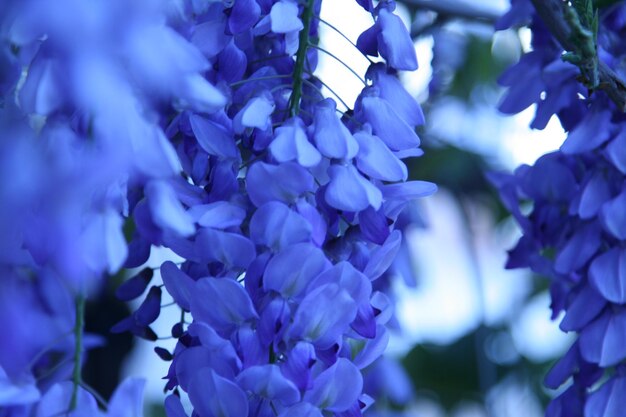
[
  {"left": 493, "top": 2, "right": 626, "bottom": 416},
  {"left": 1, "top": 0, "right": 224, "bottom": 414},
  {"left": 0, "top": 0, "right": 433, "bottom": 416}
]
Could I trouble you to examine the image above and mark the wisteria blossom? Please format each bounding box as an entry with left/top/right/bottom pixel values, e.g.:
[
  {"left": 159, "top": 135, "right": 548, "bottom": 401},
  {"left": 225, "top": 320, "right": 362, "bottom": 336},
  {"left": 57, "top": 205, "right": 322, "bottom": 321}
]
[{"left": 0, "top": 0, "right": 433, "bottom": 416}]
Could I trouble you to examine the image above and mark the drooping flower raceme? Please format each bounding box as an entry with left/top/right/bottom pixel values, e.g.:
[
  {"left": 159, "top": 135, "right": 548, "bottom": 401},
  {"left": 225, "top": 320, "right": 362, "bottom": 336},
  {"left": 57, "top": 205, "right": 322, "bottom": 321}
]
[
  {"left": 131, "top": 1, "right": 434, "bottom": 416},
  {"left": 0, "top": 0, "right": 434, "bottom": 416},
  {"left": 0, "top": 0, "right": 225, "bottom": 414},
  {"left": 494, "top": 2, "right": 626, "bottom": 416}
]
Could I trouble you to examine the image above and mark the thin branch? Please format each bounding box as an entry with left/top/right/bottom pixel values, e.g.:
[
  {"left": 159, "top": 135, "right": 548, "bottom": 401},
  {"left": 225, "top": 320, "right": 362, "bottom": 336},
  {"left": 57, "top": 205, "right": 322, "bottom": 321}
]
[
  {"left": 307, "top": 43, "right": 367, "bottom": 85},
  {"left": 302, "top": 75, "right": 351, "bottom": 111},
  {"left": 529, "top": 0, "right": 626, "bottom": 111},
  {"left": 36, "top": 356, "right": 73, "bottom": 382},
  {"left": 26, "top": 330, "right": 73, "bottom": 371},
  {"left": 160, "top": 301, "right": 177, "bottom": 308},
  {"left": 229, "top": 74, "right": 293, "bottom": 89},
  {"left": 313, "top": 15, "right": 374, "bottom": 64},
  {"left": 269, "top": 83, "right": 294, "bottom": 94}
]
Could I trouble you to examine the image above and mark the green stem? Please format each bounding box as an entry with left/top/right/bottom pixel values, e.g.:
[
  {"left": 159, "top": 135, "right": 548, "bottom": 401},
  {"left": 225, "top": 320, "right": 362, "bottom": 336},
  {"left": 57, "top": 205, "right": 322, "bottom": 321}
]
[
  {"left": 529, "top": 0, "right": 626, "bottom": 110},
  {"left": 289, "top": 0, "right": 316, "bottom": 117},
  {"left": 69, "top": 294, "right": 85, "bottom": 411}
]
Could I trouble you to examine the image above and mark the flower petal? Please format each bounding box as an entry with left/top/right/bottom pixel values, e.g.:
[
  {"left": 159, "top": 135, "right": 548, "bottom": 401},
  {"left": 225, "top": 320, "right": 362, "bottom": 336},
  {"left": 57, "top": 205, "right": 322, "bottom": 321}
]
[
  {"left": 195, "top": 228, "right": 256, "bottom": 268},
  {"left": 585, "top": 376, "right": 626, "bottom": 417},
  {"left": 304, "top": 358, "right": 363, "bottom": 412},
  {"left": 188, "top": 322, "right": 242, "bottom": 373},
  {"left": 367, "top": 65, "right": 424, "bottom": 126},
  {"left": 579, "top": 309, "right": 626, "bottom": 366},
  {"left": 189, "top": 114, "right": 238, "bottom": 159},
  {"left": 325, "top": 164, "right": 382, "bottom": 212},
  {"left": 229, "top": 0, "right": 261, "bottom": 34},
  {"left": 354, "top": 129, "right": 407, "bottom": 182},
  {"left": 237, "top": 364, "right": 301, "bottom": 405},
  {"left": 234, "top": 94, "right": 275, "bottom": 133},
  {"left": 0, "top": 366, "right": 39, "bottom": 406},
  {"left": 107, "top": 378, "right": 145, "bottom": 417},
  {"left": 246, "top": 162, "right": 315, "bottom": 207},
  {"left": 188, "top": 367, "right": 248, "bottom": 417},
  {"left": 264, "top": 243, "right": 331, "bottom": 299},
  {"left": 358, "top": 206, "right": 390, "bottom": 245},
  {"left": 165, "top": 395, "right": 188, "bottom": 417},
  {"left": 218, "top": 40, "right": 247, "bottom": 83},
  {"left": 270, "top": 117, "right": 321, "bottom": 167},
  {"left": 589, "top": 248, "right": 626, "bottom": 304},
  {"left": 559, "top": 285, "right": 606, "bottom": 332},
  {"left": 191, "top": 19, "right": 231, "bottom": 59},
  {"left": 277, "top": 403, "right": 323, "bottom": 417},
  {"left": 377, "top": 8, "right": 417, "bottom": 71},
  {"left": 579, "top": 172, "right": 611, "bottom": 219},
  {"left": 313, "top": 98, "right": 359, "bottom": 159},
  {"left": 287, "top": 283, "right": 357, "bottom": 348},
  {"left": 359, "top": 93, "right": 420, "bottom": 151},
  {"left": 606, "top": 130, "right": 626, "bottom": 174},
  {"left": 250, "top": 201, "right": 312, "bottom": 250},
  {"left": 116, "top": 268, "right": 153, "bottom": 301},
  {"left": 280, "top": 342, "right": 316, "bottom": 391},
  {"left": 145, "top": 180, "right": 195, "bottom": 237},
  {"left": 308, "top": 261, "right": 371, "bottom": 306},
  {"left": 554, "top": 222, "right": 601, "bottom": 274},
  {"left": 601, "top": 189, "right": 626, "bottom": 240},
  {"left": 561, "top": 106, "right": 613, "bottom": 154},
  {"left": 190, "top": 277, "right": 259, "bottom": 332},
  {"left": 363, "top": 230, "right": 402, "bottom": 280},
  {"left": 270, "top": 1, "right": 304, "bottom": 33},
  {"left": 187, "top": 201, "right": 246, "bottom": 229},
  {"left": 160, "top": 261, "right": 194, "bottom": 311}
]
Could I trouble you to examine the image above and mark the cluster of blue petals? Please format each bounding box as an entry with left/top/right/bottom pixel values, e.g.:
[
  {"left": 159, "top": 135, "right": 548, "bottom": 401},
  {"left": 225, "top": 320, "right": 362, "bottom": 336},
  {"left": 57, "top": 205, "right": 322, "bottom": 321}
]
[
  {"left": 0, "top": 0, "right": 433, "bottom": 416},
  {"left": 494, "top": 2, "right": 626, "bottom": 416}
]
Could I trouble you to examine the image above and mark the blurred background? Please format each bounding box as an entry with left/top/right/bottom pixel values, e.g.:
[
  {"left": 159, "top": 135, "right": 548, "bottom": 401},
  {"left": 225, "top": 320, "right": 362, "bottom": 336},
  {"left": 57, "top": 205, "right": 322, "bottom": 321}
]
[{"left": 82, "top": 1, "right": 575, "bottom": 416}]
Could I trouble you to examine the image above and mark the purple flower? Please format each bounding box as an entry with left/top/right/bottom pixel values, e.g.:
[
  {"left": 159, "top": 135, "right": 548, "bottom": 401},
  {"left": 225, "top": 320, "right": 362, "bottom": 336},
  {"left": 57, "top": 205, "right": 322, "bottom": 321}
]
[
  {"left": 0, "top": 0, "right": 434, "bottom": 415},
  {"left": 313, "top": 98, "right": 359, "bottom": 159},
  {"left": 494, "top": 3, "right": 626, "bottom": 414},
  {"left": 357, "top": 2, "right": 418, "bottom": 71}
]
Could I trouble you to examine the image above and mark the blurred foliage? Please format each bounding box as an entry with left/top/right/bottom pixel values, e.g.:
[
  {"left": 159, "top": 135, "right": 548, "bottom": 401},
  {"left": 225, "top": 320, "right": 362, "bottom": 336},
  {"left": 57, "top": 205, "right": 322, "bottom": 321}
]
[
  {"left": 395, "top": 2, "right": 562, "bottom": 415},
  {"left": 402, "top": 326, "right": 557, "bottom": 411},
  {"left": 402, "top": 331, "right": 486, "bottom": 408},
  {"left": 595, "top": 0, "right": 623, "bottom": 8},
  {"left": 447, "top": 36, "right": 510, "bottom": 102},
  {"left": 146, "top": 402, "right": 168, "bottom": 417},
  {"left": 408, "top": 144, "right": 510, "bottom": 222},
  {"left": 83, "top": 273, "right": 134, "bottom": 401}
]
